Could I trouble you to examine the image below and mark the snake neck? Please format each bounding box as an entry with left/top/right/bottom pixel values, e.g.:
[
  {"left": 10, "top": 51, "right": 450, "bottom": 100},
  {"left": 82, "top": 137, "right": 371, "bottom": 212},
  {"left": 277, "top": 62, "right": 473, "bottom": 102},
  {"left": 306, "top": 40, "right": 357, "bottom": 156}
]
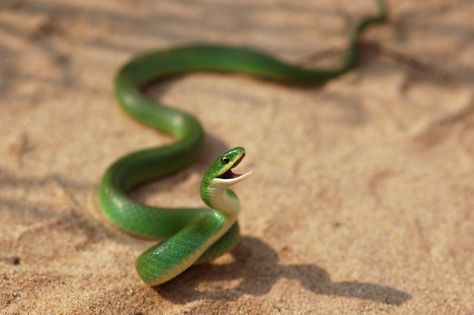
[{"left": 201, "top": 182, "right": 240, "bottom": 218}]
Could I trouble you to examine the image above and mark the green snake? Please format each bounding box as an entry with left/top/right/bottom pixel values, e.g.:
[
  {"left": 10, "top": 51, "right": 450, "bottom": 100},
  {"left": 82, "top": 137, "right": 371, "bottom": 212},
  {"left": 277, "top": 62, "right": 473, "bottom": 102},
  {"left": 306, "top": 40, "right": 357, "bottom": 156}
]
[{"left": 98, "top": 0, "right": 387, "bottom": 286}]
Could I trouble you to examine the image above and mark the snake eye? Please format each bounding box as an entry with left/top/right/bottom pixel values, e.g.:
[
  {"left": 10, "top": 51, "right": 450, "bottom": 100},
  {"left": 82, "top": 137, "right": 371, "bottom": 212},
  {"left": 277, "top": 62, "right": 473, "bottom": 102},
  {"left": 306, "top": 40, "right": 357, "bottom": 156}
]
[{"left": 221, "top": 156, "right": 230, "bottom": 164}]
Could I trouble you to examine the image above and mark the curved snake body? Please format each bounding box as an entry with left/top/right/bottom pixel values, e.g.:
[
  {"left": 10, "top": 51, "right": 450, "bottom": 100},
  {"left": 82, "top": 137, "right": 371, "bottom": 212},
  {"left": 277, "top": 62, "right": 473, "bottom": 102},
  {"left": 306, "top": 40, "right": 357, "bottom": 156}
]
[{"left": 98, "top": 0, "right": 387, "bottom": 285}]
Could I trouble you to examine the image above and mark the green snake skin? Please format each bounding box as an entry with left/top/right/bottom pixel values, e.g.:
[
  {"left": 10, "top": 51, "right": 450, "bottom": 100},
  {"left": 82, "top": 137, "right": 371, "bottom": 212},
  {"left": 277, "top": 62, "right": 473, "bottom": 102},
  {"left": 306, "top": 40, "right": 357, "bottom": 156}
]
[{"left": 98, "top": 0, "right": 387, "bottom": 285}]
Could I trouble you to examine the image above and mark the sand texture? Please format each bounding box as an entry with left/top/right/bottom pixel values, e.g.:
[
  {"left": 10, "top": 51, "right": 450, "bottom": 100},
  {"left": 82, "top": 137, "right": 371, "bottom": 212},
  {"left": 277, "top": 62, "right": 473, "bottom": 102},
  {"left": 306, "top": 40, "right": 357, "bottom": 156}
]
[{"left": 1, "top": 0, "right": 473, "bottom": 314}]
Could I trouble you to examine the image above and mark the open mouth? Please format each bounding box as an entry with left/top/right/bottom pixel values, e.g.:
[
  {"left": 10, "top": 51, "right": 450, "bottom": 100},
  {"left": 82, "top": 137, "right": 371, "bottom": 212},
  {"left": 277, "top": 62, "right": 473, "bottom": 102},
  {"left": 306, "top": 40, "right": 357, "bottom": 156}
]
[
  {"left": 217, "top": 153, "right": 245, "bottom": 179},
  {"left": 215, "top": 153, "right": 252, "bottom": 184}
]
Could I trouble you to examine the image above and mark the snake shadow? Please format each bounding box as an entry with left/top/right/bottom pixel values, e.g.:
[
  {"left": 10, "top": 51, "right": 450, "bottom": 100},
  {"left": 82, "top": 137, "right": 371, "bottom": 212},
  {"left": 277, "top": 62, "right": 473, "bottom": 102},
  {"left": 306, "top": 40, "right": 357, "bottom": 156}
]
[{"left": 155, "top": 236, "right": 411, "bottom": 305}]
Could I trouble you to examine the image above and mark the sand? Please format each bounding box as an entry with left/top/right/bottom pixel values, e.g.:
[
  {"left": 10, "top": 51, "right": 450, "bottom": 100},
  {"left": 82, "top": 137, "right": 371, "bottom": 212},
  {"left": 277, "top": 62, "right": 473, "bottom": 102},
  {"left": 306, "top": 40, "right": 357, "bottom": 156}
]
[{"left": 1, "top": 0, "right": 473, "bottom": 314}]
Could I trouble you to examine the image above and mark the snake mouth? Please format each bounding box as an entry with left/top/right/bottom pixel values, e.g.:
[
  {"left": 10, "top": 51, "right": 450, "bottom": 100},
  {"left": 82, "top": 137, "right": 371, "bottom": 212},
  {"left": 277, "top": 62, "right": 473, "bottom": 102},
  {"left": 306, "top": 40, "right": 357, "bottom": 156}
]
[{"left": 215, "top": 153, "right": 252, "bottom": 185}]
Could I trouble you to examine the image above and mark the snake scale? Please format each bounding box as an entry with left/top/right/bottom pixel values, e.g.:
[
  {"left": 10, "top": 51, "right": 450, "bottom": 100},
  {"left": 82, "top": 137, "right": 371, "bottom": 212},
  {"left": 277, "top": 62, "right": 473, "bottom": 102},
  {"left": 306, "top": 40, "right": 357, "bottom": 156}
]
[{"left": 98, "top": 0, "right": 387, "bottom": 285}]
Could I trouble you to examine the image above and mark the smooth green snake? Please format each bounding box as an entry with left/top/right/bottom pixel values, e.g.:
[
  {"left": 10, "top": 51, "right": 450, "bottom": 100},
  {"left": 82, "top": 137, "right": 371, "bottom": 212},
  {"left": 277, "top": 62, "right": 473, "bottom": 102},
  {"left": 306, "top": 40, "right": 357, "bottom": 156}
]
[{"left": 98, "top": 0, "right": 387, "bottom": 286}]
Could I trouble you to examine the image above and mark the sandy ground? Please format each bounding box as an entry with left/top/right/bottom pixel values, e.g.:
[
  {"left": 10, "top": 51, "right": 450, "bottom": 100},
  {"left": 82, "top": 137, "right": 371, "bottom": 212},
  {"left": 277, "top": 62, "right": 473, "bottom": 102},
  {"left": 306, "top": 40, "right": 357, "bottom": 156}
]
[{"left": 1, "top": 0, "right": 473, "bottom": 314}]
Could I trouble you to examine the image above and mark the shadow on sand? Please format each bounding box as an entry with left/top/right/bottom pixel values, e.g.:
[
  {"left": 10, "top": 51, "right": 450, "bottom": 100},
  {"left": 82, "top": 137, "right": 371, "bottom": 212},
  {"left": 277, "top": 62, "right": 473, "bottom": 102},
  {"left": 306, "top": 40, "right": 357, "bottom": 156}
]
[{"left": 155, "top": 236, "right": 411, "bottom": 305}]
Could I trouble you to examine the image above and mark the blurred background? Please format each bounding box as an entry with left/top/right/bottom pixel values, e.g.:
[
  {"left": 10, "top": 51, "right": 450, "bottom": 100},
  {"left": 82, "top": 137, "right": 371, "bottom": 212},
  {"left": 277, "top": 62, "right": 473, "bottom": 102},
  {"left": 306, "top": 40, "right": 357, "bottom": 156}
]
[{"left": 1, "top": 0, "right": 473, "bottom": 314}]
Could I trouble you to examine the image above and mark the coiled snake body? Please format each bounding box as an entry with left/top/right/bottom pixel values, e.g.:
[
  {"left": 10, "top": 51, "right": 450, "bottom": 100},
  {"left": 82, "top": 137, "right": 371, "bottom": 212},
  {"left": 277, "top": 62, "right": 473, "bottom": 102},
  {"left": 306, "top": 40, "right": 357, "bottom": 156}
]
[{"left": 98, "top": 0, "right": 387, "bottom": 285}]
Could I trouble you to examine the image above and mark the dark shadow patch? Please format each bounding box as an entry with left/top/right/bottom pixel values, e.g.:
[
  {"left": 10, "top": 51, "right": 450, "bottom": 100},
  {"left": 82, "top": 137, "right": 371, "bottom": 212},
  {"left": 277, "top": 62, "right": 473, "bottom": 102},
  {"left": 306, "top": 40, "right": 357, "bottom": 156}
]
[
  {"left": 0, "top": 256, "right": 21, "bottom": 266},
  {"left": 12, "top": 256, "right": 20, "bottom": 265}
]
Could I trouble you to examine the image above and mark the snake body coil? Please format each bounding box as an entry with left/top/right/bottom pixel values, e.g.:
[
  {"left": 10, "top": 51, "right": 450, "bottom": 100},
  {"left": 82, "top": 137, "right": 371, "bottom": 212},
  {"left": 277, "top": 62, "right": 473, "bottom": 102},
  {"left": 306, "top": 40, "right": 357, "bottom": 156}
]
[{"left": 98, "top": 0, "right": 387, "bottom": 285}]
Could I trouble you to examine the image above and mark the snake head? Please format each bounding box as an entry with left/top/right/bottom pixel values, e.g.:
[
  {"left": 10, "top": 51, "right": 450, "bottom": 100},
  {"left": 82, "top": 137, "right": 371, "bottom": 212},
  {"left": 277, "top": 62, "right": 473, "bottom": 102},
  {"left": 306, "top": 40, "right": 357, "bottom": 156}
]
[
  {"left": 203, "top": 146, "right": 252, "bottom": 187},
  {"left": 200, "top": 146, "right": 251, "bottom": 209}
]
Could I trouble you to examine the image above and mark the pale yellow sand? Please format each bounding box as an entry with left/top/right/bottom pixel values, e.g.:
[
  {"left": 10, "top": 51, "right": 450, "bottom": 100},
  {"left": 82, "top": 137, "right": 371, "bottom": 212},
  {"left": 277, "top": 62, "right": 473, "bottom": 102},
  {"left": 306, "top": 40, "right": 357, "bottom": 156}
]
[{"left": 1, "top": 0, "right": 473, "bottom": 314}]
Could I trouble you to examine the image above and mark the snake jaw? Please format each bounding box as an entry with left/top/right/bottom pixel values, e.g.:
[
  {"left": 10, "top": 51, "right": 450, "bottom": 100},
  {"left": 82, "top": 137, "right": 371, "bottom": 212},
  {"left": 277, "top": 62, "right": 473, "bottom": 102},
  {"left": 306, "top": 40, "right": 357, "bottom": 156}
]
[
  {"left": 214, "top": 153, "right": 252, "bottom": 185},
  {"left": 214, "top": 170, "right": 252, "bottom": 185}
]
